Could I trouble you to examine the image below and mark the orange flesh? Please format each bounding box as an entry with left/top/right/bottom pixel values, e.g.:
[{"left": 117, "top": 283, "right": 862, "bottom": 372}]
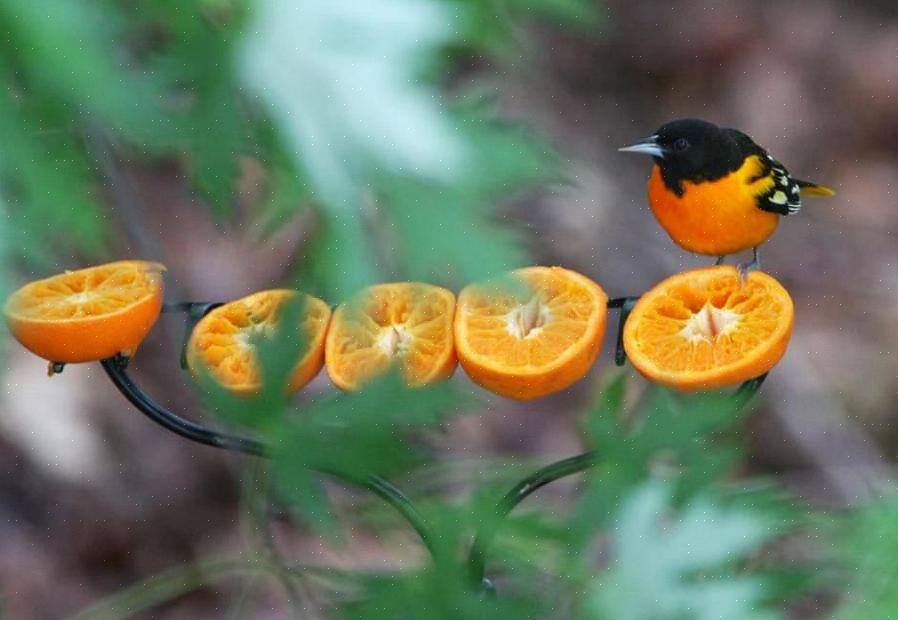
[
  {"left": 648, "top": 156, "right": 779, "bottom": 256},
  {"left": 623, "top": 266, "right": 793, "bottom": 390},
  {"left": 3, "top": 260, "right": 165, "bottom": 363},
  {"left": 187, "top": 290, "right": 331, "bottom": 394},
  {"left": 455, "top": 266, "right": 607, "bottom": 400},
  {"left": 6, "top": 261, "right": 163, "bottom": 322},
  {"left": 459, "top": 271, "right": 600, "bottom": 369},
  {"left": 325, "top": 283, "right": 456, "bottom": 390}
]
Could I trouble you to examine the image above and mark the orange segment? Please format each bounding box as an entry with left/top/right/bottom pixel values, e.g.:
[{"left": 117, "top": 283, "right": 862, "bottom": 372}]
[
  {"left": 623, "top": 266, "right": 793, "bottom": 391},
  {"left": 3, "top": 260, "right": 165, "bottom": 363},
  {"left": 325, "top": 283, "right": 456, "bottom": 390},
  {"left": 454, "top": 266, "right": 608, "bottom": 400},
  {"left": 186, "top": 290, "right": 331, "bottom": 395}
]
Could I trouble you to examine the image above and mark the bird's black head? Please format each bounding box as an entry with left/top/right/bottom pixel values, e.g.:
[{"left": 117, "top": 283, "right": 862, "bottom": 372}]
[{"left": 620, "top": 118, "right": 745, "bottom": 194}]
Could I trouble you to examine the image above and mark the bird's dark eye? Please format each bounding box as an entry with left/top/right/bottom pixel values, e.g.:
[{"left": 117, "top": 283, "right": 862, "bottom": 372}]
[{"left": 673, "top": 138, "right": 690, "bottom": 152}]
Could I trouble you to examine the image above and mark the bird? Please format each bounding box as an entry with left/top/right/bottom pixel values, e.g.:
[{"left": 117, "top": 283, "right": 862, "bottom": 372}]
[{"left": 619, "top": 118, "right": 834, "bottom": 276}]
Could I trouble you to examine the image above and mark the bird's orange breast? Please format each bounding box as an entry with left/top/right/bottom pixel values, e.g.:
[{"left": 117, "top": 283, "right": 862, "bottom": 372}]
[{"left": 647, "top": 155, "right": 779, "bottom": 256}]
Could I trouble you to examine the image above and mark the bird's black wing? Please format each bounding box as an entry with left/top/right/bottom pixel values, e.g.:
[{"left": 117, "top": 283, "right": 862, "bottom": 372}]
[{"left": 723, "top": 128, "right": 802, "bottom": 216}]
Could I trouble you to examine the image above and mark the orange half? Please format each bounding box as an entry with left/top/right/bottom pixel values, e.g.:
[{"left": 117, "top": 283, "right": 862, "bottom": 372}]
[
  {"left": 325, "top": 283, "right": 456, "bottom": 390},
  {"left": 4, "top": 260, "right": 165, "bottom": 363},
  {"left": 187, "top": 289, "right": 331, "bottom": 395},
  {"left": 623, "top": 266, "right": 793, "bottom": 390},
  {"left": 454, "top": 266, "right": 608, "bottom": 400}
]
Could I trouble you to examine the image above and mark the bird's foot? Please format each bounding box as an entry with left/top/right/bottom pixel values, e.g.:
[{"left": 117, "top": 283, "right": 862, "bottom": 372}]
[
  {"left": 736, "top": 257, "right": 760, "bottom": 283},
  {"left": 736, "top": 248, "right": 760, "bottom": 283},
  {"left": 714, "top": 256, "right": 726, "bottom": 266}
]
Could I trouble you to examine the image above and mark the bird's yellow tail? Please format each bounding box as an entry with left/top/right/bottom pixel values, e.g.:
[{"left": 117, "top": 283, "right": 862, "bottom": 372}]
[{"left": 796, "top": 180, "right": 835, "bottom": 197}]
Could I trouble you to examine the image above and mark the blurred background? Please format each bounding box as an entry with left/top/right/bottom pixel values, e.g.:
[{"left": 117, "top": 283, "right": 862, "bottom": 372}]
[{"left": 1, "top": 0, "right": 896, "bottom": 618}]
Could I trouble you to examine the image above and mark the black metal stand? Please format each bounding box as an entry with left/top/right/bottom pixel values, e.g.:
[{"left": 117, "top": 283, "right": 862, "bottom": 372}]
[
  {"left": 86, "top": 296, "right": 766, "bottom": 592},
  {"left": 100, "top": 355, "right": 435, "bottom": 555},
  {"left": 465, "top": 372, "right": 767, "bottom": 590}
]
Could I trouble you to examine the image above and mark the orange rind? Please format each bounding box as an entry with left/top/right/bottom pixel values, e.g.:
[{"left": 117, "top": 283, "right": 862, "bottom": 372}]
[
  {"left": 187, "top": 289, "right": 331, "bottom": 395},
  {"left": 623, "top": 266, "right": 793, "bottom": 390},
  {"left": 454, "top": 266, "right": 607, "bottom": 400},
  {"left": 325, "top": 283, "right": 457, "bottom": 390},
  {"left": 4, "top": 260, "right": 165, "bottom": 364}
]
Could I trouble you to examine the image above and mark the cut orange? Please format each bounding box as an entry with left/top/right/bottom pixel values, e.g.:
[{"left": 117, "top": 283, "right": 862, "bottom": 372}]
[
  {"left": 623, "top": 266, "right": 793, "bottom": 391},
  {"left": 454, "top": 266, "right": 608, "bottom": 400},
  {"left": 3, "top": 260, "right": 165, "bottom": 364},
  {"left": 325, "top": 283, "right": 456, "bottom": 390},
  {"left": 186, "top": 290, "right": 331, "bottom": 396}
]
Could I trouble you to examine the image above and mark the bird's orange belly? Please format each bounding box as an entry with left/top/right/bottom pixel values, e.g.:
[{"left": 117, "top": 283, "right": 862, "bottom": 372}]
[{"left": 647, "top": 164, "right": 779, "bottom": 256}]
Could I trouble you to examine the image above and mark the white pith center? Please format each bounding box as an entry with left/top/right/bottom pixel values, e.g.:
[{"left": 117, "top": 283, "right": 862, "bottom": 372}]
[
  {"left": 68, "top": 292, "right": 97, "bottom": 304},
  {"left": 235, "top": 322, "right": 275, "bottom": 349},
  {"left": 679, "top": 304, "right": 741, "bottom": 343},
  {"left": 505, "top": 297, "right": 550, "bottom": 340},
  {"left": 377, "top": 324, "right": 413, "bottom": 357}
]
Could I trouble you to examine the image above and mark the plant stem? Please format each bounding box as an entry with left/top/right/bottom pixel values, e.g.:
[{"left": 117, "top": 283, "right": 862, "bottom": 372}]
[{"left": 65, "top": 557, "right": 258, "bottom": 620}]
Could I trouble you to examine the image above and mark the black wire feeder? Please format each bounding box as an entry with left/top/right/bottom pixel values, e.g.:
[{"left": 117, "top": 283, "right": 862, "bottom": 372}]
[{"left": 73, "top": 297, "right": 766, "bottom": 593}]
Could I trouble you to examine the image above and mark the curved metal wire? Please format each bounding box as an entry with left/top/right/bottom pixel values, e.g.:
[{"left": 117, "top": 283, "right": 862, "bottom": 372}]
[
  {"left": 102, "top": 356, "right": 266, "bottom": 456},
  {"left": 467, "top": 451, "right": 598, "bottom": 589},
  {"left": 100, "top": 355, "right": 435, "bottom": 557}
]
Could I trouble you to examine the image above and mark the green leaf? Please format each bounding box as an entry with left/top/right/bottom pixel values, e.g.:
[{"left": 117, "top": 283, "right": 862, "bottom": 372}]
[
  {"left": 272, "top": 466, "right": 339, "bottom": 538},
  {"left": 268, "top": 372, "right": 464, "bottom": 532},
  {"left": 137, "top": 0, "right": 251, "bottom": 213},
  {"left": 571, "top": 384, "right": 751, "bottom": 539},
  {"left": 182, "top": 79, "right": 245, "bottom": 214},
  {"left": 253, "top": 295, "right": 308, "bottom": 401},
  {"left": 294, "top": 212, "right": 380, "bottom": 301},
  {"left": 0, "top": 192, "right": 8, "bottom": 301},
  {"left": 502, "top": 0, "right": 600, "bottom": 27},
  {"left": 589, "top": 370, "right": 628, "bottom": 420},
  {"left": 250, "top": 114, "right": 311, "bottom": 235},
  {"left": 378, "top": 107, "right": 558, "bottom": 285},
  {"left": 830, "top": 493, "right": 898, "bottom": 619},
  {"left": 0, "top": 84, "right": 108, "bottom": 264},
  {"left": 274, "top": 372, "right": 462, "bottom": 477},
  {"left": 236, "top": 0, "right": 558, "bottom": 296},
  {"left": 240, "top": 0, "right": 467, "bottom": 209},
  {"left": 194, "top": 294, "right": 312, "bottom": 431},
  {"left": 583, "top": 480, "right": 781, "bottom": 620},
  {"left": 450, "top": 0, "right": 601, "bottom": 62},
  {"left": 0, "top": 0, "right": 175, "bottom": 148}
]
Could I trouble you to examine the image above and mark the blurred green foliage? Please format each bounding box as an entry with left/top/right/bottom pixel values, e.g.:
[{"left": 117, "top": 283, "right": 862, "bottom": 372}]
[
  {"left": 0, "top": 0, "right": 588, "bottom": 295},
  {"left": 567, "top": 380, "right": 791, "bottom": 619},
  {"left": 1, "top": 0, "right": 888, "bottom": 619},
  {"left": 584, "top": 479, "right": 778, "bottom": 620},
  {"left": 829, "top": 494, "right": 898, "bottom": 620}
]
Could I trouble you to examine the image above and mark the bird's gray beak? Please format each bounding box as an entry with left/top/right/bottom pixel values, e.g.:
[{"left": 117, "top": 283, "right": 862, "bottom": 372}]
[{"left": 618, "top": 135, "right": 665, "bottom": 158}]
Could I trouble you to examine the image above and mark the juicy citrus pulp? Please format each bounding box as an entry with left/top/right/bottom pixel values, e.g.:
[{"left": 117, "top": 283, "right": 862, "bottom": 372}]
[
  {"left": 325, "top": 283, "right": 456, "bottom": 390},
  {"left": 623, "top": 265, "right": 793, "bottom": 390},
  {"left": 3, "top": 260, "right": 165, "bottom": 363},
  {"left": 454, "top": 266, "right": 608, "bottom": 400},
  {"left": 187, "top": 289, "right": 331, "bottom": 395}
]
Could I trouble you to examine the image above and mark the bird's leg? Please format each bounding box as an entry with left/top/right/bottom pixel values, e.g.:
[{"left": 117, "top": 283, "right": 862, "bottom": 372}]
[
  {"left": 714, "top": 255, "right": 726, "bottom": 266},
  {"left": 737, "top": 247, "right": 760, "bottom": 281}
]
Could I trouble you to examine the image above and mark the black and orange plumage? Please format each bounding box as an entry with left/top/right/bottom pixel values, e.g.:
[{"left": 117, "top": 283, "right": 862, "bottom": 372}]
[{"left": 620, "top": 118, "right": 834, "bottom": 273}]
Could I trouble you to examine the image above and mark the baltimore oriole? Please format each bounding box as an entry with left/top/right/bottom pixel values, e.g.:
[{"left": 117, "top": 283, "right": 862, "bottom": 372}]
[{"left": 620, "top": 118, "right": 834, "bottom": 274}]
